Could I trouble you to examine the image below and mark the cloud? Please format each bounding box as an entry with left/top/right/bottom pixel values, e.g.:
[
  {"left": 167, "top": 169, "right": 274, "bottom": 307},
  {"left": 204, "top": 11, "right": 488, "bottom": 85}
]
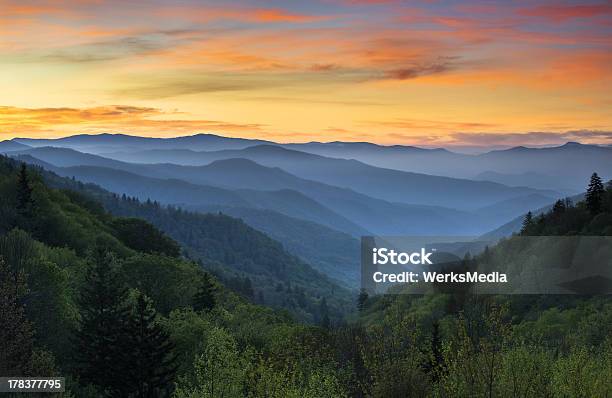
[
  {"left": 251, "top": 9, "right": 324, "bottom": 23},
  {"left": 154, "top": 6, "right": 325, "bottom": 25},
  {"left": 517, "top": 3, "right": 612, "bottom": 22},
  {"left": 366, "top": 118, "right": 499, "bottom": 131},
  {"left": 449, "top": 130, "right": 612, "bottom": 146},
  {"left": 0, "top": 105, "right": 264, "bottom": 138},
  {"left": 381, "top": 58, "right": 456, "bottom": 80}
]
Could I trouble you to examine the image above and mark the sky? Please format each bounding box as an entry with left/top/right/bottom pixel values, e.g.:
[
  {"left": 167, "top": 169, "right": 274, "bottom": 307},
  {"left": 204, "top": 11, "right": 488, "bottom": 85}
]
[{"left": 0, "top": 0, "right": 611, "bottom": 147}]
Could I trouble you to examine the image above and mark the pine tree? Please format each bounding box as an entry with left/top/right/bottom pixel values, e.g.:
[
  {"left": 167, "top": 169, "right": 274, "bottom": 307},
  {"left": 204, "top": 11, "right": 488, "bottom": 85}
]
[
  {"left": 0, "top": 257, "right": 34, "bottom": 376},
  {"left": 552, "top": 199, "right": 566, "bottom": 215},
  {"left": 193, "top": 272, "right": 216, "bottom": 312},
  {"left": 118, "top": 291, "right": 177, "bottom": 398},
  {"left": 521, "top": 211, "right": 533, "bottom": 234},
  {"left": 16, "top": 163, "right": 33, "bottom": 212},
  {"left": 586, "top": 172, "right": 605, "bottom": 214},
  {"left": 74, "top": 249, "right": 128, "bottom": 394}
]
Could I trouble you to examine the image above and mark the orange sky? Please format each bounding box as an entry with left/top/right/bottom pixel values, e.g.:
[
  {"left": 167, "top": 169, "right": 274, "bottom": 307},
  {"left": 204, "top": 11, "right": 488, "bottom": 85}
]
[{"left": 1, "top": 0, "right": 611, "bottom": 146}]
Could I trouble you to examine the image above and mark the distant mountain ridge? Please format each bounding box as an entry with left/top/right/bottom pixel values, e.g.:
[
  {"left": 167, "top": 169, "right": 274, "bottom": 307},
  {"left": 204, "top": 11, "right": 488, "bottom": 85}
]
[
  {"left": 10, "top": 147, "right": 558, "bottom": 235},
  {"left": 13, "top": 133, "right": 273, "bottom": 153},
  {"left": 13, "top": 133, "right": 609, "bottom": 192},
  {"left": 0, "top": 139, "right": 31, "bottom": 152},
  {"left": 88, "top": 144, "right": 561, "bottom": 211}
]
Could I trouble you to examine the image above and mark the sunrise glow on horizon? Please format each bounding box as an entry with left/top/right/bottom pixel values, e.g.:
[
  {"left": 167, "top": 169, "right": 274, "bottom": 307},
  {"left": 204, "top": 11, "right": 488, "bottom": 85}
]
[{"left": 1, "top": 0, "right": 611, "bottom": 147}]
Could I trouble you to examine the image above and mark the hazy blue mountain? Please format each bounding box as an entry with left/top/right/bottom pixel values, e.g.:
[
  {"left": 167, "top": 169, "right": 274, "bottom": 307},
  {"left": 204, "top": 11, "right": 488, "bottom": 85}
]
[
  {"left": 13, "top": 133, "right": 270, "bottom": 154},
  {"left": 8, "top": 146, "right": 129, "bottom": 168},
  {"left": 13, "top": 146, "right": 560, "bottom": 235},
  {"left": 0, "top": 139, "right": 30, "bottom": 153},
  {"left": 480, "top": 192, "right": 586, "bottom": 240},
  {"left": 14, "top": 156, "right": 368, "bottom": 237},
  {"left": 475, "top": 193, "right": 557, "bottom": 223},
  {"left": 14, "top": 149, "right": 535, "bottom": 235},
  {"left": 17, "top": 134, "right": 611, "bottom": 193},
  {"left": 283, "top": 140, "right": 612, "bottom": 192},
  {"left": 60, "top": 165, "right": 252, "bottom": 207},
  {"left": 474, "top": 171, "right": 575, "bottom": 193},
  {"left": 100, "top": 144, "right": 560, "bottom": 211}
]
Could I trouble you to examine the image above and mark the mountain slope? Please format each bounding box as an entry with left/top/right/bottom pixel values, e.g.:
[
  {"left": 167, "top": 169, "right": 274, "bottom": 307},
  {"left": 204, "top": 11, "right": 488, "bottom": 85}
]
[
  {"left": 100, "top": 144, "right": 560, "bottom": 210},
  {"left": 0, "top": 157, "right": 352, "bottom": 323},
  {"left": 190, "top": 205, "right": 360, "bottom": 287},
  {"left": 286, "top": 141, "right": 612, "bottom": 192},
  {"left": 481, "top": 192, "right": 587, "bottom": 239},
  {"left": 16, "top": 152, "right": 513, "bottom": 235},
  {"left": 17, "top": 158, "right": 367, "bottom": 238},
  {"left": 0, "top": 139, "right": 30, "bottom": 153},
  {"left": 14, "top": 133, "right": 271, "bottom": 154},
  {"left": 17, "top": 156, "right": 361, "bottom": 287}
]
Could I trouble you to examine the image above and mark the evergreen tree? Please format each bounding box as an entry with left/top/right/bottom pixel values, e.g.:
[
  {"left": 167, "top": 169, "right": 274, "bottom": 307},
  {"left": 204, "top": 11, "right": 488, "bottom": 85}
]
[
  {"left": 0, "top": 257, "right": 34, "bottom": 376},
  {"left": 118, "top": 291, "right": 177, "bottom": 398},
  {"left": 552, "top": 199, "right": 566, "bottom": 215},
  {"left": 357, "top": 289, "right": 369, "bottom": 313},
  {"left": 16, "top": 163, "right": 33, "bottom": 212},
  {"left": 521, "top": 211, "right": 533, "bottom": 234},
  {"left": 193, "top": 272, "right": 216, "bottom": 312},
  {"left": 74, "top": 249, "right": 127, "bottom": 394},
  {"left": 586, "top": 172, "right": 605, "bottom": 214}
]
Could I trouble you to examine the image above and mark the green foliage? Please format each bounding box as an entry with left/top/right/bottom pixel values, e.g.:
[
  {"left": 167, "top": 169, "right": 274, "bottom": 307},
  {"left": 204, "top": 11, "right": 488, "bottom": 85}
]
[
  {"left": 521, "top": 210, "right": 533, "bottom": 234},
  {"left": 118, "top": 290, "right": 178, "bottom": 397},
  {"left": 1, "top": 156, "right": 611, "bottom": 397},
  {"left": 193, "top": 272, "right": 217, "bottom": 313},
  {"left": 121, "top": 254, "right": 201, "bottom": 315},
  {"left": 74, "top": 249, "right": 128, "bottom": 395},
  {"left": 174, "top": 327, "right": 251, "bottom": 398},
  {"left": 0, "top": 257, "right": 35, "bottom": 376},
  {"left": 111, "top": 217, "right": 180, "bottom": 257},
  {"left": 44, "top": 168, "right": 353, "bottom": 323},
  {"left": 586, "top": 172, "right": 605, "bottom": 215}
]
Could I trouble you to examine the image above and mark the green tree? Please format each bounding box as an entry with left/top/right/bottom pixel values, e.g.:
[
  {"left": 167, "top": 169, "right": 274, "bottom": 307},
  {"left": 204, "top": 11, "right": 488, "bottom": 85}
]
[
  {"left": 586, "top": 172, "right": 605, "bottom": 214},
  {"left": 16, "top": 163, "right": 33, "bottom": 213},
  {"left": 0, "top": 257, "right": 34, "bottom": 376},
  {"left": 174, "top": 327, "right": 250, "bottom": 398},
  {"left": 193, "top": 272, "right": 216, "bottom": 313},
  {"left": 74, "top": 249, "right": 127, "bottom": 395},
  {"left": 119, "top": 290, "right": 177, "bottom": 398},
  {"left": 112, "top": 218, "right": 180, "bottom": 257},
  {"left": 552, "top": 199, "right": 566, "bottom": 215},
  {"left": 521, "top": 211, "right": 533, "bottom": 234}
]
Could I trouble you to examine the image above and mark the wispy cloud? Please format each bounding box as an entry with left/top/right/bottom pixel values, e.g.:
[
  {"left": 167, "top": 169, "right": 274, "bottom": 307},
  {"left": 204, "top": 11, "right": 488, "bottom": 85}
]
[
  {"left": 517, "top": 3, "right": 612, "bottom": 22},
  {"left": 0, "top": 105, "right": 264, "bottom": 138}
]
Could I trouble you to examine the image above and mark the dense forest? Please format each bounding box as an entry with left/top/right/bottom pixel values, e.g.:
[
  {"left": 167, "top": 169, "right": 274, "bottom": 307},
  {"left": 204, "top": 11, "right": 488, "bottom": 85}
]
[
  {"left": 1, "top": 157, "right": 611, "bottom": 397},
  {"left": 27, "top": 163, "right": 353, "bottom": 324}
]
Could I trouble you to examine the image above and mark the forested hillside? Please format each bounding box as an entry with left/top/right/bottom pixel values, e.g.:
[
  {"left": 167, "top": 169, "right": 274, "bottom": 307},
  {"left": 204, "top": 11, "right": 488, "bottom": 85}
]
[
  {"left": 0, "top": 157, "right": 350, "bottom": 396},
  {"left": 1, "top": 157, "right": 610, "bottom": 397},
  {"left": 12, "top": 158, "right": 353, "bottom": 324}
]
